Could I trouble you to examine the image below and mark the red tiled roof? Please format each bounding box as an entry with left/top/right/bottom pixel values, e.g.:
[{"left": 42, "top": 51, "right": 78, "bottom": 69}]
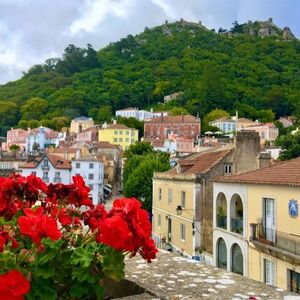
[
  {"left": 20, "top": 154, "right": 71, "bottom": 170},
  {"left": 47, "top": 148, "right": 77, "bottom": 154},
  {"left": 215, "top": 156, "right": 300, "bottom": 187},
  {"left": 47, "top": 155, "right": 71, "bottom": 169},
  {"left": 91, "top": 141, "right": 118, "bottom": 149},
  {"left": 146, "top": 115, "right": 200, "bottom": 124},
  {"left": 164, "top": 149, "right": 232, "bottom": 175}
]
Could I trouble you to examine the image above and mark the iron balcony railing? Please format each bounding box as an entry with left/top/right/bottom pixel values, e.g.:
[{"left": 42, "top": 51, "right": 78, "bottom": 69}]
[
  {"left": 250, "top": 223, "right": 300, "bottom": 256},
  {"left": 53, "top": 176, "right": 61, "bottom": 183}
]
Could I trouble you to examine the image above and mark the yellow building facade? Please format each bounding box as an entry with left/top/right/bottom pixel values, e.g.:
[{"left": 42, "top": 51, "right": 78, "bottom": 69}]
[
  {"left": 213, "top": 158, "right": 300, "bottom": 294},
  {"left": 152, "top": 173, "right": 200, "bottom": 257},
  {"left": 98, "top": 123, "right": 138, "bottom": 150}
]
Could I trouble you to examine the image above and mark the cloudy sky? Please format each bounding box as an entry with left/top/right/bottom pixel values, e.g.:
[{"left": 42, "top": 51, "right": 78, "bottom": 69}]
[{"left": 0, "top": 0, "right": 299, "bottom": 84}]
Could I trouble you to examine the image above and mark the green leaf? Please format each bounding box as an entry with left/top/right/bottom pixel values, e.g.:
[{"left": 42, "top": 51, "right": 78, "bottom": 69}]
[{"left": 71, "top": 247, "right": 93, "bottom": 268}]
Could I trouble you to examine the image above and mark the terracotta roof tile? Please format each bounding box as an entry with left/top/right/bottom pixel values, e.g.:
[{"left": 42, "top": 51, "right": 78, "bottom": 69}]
[
  {"left": 146, "top": 115, "right": 200, "bottom": 124},
  {"left": 101, "top": 124, "right": 132, "bottom": 130},
  {"left": 215, "top": 156, "right": 300, "bottom": 187},
  {"left": 164, "top": 149, "right": 232, "bottom": 175}
]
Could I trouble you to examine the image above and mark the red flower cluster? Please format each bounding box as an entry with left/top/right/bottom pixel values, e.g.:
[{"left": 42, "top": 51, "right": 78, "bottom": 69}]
[
  {"left": 96, "top": 198, "right": 157, "bottom": 262},
  {"left": 18, "top": 207, "right": 61, "bottom": 245},
  {"left": 0, "top": 269, "right": 30, "bottom": 300},
  {"left": 0, "top": 174, "right": 47, "bottom": 219},
  {"left": 0, "top": 174, "right": 157, "bottom": 299}
]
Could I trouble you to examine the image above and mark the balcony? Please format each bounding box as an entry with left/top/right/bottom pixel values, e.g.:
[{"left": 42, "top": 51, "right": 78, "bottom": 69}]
[
  {"left": 250, "top": 223, "right": 300, "bottom": 262},
  {"left": 53, "top": 176, "right": 61, "bottom": 183}
]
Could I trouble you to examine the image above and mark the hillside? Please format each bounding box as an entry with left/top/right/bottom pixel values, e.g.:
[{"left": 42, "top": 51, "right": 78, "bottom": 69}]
[{"left": 0, "top": 19, "right": 299, "bottom": 134}]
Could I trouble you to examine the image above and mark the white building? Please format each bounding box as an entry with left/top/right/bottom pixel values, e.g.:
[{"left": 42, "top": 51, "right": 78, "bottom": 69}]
[
  {"left": 71, "top": 156, "right": 104, "bottom": 205},
  {"left": 20, "top": 154, "right": 72, "bottom": 184},
  {"left": 116, "top": 107, "right": 168, "bottom": 121},
  {"left": 209, "top": 117, "right": 237, "bottom": 133},
  {"left": 26, "top": 126, "right": 66, "bottom": 153}
]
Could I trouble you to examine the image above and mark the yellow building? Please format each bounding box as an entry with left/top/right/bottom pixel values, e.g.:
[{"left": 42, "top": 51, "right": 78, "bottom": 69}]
[
  {"left": 152, "top": 149, "right": 237, "bottom": 260},
  {"left": 213, "top": 157, "right": 300, "bottom": 294},
  {"left": 98, "top": 123, "right": 138, "bottom": 150},
  {"left": 70, "top": 116, "right": 94, "bottom": 134}
]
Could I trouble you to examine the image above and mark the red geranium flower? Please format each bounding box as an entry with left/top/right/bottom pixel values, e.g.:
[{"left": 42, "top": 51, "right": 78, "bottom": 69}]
[
  {"left": 18, "top": 207, "right": 61, "bottom": 245},
  {"left": 0, "top": 269, "right": 30, "bottom": 300},
  {"left": 96, "top": 215, "right": 133, "bottom": 250}
]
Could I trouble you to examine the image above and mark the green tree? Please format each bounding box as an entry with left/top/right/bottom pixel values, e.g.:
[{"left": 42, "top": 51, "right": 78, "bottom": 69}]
[
  {"left": 21, "top": 98, "right": 48, "bottom": 120},
  {"left": 97, "top": 106, "right": 113, "bottom": 123},
  {"left": 170, "top": 107, "right": 189, "bottom": 116},
  {"left": 123, "top": 152, "right": 170, "bottom": 211},
  {"left": 124, "top": 141, "right": 153, "bottom": 160},
  {"left": 276, "top": 133, "right": 300, "bottom": 160}
]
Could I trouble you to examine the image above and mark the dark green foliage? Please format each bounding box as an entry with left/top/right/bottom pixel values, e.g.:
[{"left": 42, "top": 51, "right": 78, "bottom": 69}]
[
  {"left": 276, "top": 131, "right": 300, "bottom": 160},
  {"left": 123, "top": 142, "right": 170, "bottom": 211},
  {"left": 0, "top": 22, "right": 300, "bottom": 134}
]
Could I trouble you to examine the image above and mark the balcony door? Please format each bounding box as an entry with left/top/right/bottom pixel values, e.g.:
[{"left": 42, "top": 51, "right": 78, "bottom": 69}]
[
  {"left": 264, "top": 198, "right": 275, "bottom": 242},
  {"left": 167, "top": 217, "right": 172, "bottom": 242}
]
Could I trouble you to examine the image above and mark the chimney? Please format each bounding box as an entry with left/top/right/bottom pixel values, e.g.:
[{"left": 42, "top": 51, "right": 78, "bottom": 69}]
[{"left": 258, "top": 152, "right": 272, "bottom": 169}]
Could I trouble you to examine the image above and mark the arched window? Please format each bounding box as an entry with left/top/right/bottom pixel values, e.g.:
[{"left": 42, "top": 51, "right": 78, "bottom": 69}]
[
  {"left": 216, "top": 192, "right": 227, "bottom": 229},
  {"left": 217, "top": 238, "right": 227, "bottom": 270},
  {"left": 231, "top": 243, "right": 243, "bottom": 275},
  {"left": 230, "top": 194, "right": 243, "bottom": 234}
]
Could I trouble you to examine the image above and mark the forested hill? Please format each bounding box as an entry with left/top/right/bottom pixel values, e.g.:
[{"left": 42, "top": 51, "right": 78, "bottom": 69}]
[{"left": 0, "top": 19, "right": 300, "bottom": 134}]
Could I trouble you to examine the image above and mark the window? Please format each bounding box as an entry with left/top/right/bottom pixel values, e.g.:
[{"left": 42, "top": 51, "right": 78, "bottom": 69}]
[
  {"left": 168, "top": 189, "right": 173, "bottom": 203},
  {"left": 224, "top": 164, "right": 232, "bottom": 175},
  {"left": 158, "top": 188, "right": 162, "bottom": 201},
  {"left": 264, "top": 259, "right": 275, "bottom": 286},
  {"left": 76, "top": 163, "right": 80, "bottom": 168},
  {"left": 119, "top": 138, "right": 123, "bottom": 142},
  {"left": 126, "top": 138, "right": 129, "bottom": 142},
  {"left": 180, "top": 223, "right": 186, "bottom": 241},
  {"left": 261, "top": 131, "right": 265, "bottom": 139},
  {"left": 55, "top": 171, "right": 60, "bottom": 177},
  {"left": 289, "top": 270, "right": 300, "bottom": 294},
  {"left": 88, "top": 185, "right": 93, "bottom": 191},
  {"left": 126, "top": 131, "right": 129, "bottom": 135},
  {"left": 119, "top": 131, "right": 123, "bottom": 135},
  {"left": 88, "top": 174, "right": 94, "bottom": 180},
  {"left": 181, "top": 191, "right": 186, "bottom": 208},
  {"left": 158, "top": 214, "right": 161, "bottom": 227},
  {"left": 114, "top": 131, "right": 118, "bottom": 135},
  {"left": 31, "top": 171, "right": 36, "bottom": 175},
  {"left": 89, "top": 163, "right": 94, "bottom": 169}
]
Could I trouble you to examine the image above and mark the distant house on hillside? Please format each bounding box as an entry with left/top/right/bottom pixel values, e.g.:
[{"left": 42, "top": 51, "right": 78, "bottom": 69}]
[
  {"left": 115, "top": 107, "right": 168, "bottom": 121},
  {"left": 163, "top": 92, "right": 183, "bottom": 103}
]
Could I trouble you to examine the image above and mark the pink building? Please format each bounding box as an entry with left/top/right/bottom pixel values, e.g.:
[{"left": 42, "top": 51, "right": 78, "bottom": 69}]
[
  {"left": 76, "top": 126, "right": 99, "bottom": 143},
  {"left": 6, "top": 128, "right": 28, "bottom": 151},
  {"left": 244, "top": 123, "right": 278, "bottom": 145}
]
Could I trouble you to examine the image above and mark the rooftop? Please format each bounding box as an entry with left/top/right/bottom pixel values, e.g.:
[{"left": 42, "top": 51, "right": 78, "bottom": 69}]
[
  {"left": 146, "top": 115, "right": 200, "bottom": 124},
  {"left": 161, "top": 149, "right": 232, "bottom": 176},
  {"left": 215, "top": 156, "right": 300, "bottom": 187},
  {"left": 112, "top": 251, "right": 298, "bottom": 299},
  {"left": 20, "top": 154, "right": 71, "bottom": 170}
]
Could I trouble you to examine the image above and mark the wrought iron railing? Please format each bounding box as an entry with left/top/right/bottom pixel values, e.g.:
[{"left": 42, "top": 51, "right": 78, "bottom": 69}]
[{"left": 250, "top": 223, "right": 300, "bottom": 256}]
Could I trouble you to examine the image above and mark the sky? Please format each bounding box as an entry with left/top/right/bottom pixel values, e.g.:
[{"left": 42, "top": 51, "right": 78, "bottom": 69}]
[{"left": 0, "top": 0, "right": 299, "bottom": 85}]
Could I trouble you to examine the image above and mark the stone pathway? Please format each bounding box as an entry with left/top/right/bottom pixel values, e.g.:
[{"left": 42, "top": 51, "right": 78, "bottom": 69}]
[{"left": 117, "top": 251, "right": 300, "bottom": 300}]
